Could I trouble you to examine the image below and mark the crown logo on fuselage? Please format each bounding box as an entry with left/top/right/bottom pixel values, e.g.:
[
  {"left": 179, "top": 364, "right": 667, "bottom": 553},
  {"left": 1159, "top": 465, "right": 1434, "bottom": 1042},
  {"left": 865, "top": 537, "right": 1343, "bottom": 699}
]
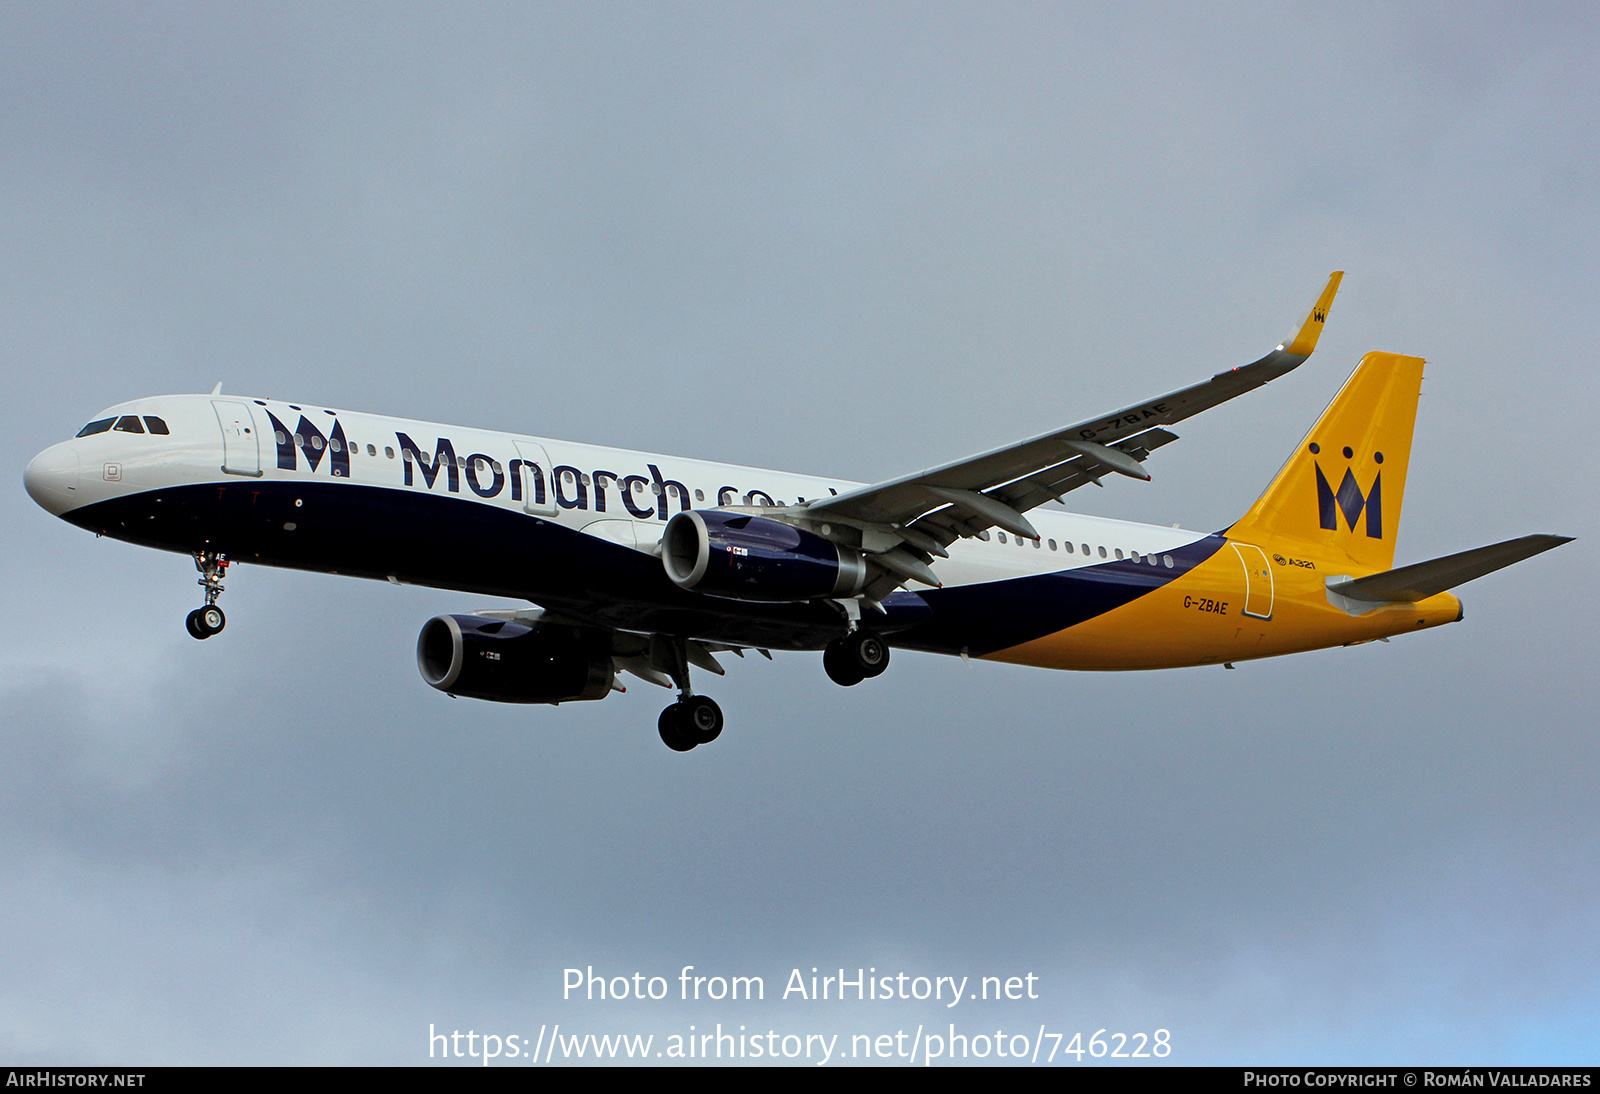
[{"left": 266, "top": 410, "right": 351, "bottom": 478}]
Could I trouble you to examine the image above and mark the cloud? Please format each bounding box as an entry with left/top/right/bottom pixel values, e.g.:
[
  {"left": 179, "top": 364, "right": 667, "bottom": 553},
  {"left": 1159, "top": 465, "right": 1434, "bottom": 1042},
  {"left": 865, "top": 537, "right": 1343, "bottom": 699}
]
[{"left": 1, "top": 1, "right": 1595, "bottom": 1064}]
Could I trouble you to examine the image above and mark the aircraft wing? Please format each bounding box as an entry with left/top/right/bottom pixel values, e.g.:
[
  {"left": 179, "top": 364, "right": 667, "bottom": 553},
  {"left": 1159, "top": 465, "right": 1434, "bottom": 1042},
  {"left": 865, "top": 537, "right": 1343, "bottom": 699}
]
[{"left": 804, "top": 272, "right": 1344, "bottom": 548}]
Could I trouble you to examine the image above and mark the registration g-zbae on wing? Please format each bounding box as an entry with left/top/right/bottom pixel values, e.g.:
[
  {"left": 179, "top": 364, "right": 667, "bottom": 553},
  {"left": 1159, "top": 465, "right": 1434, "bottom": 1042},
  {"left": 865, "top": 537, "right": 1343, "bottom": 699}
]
[{"left": 24, "top": 274, "right": 1570, "bottom": 750}]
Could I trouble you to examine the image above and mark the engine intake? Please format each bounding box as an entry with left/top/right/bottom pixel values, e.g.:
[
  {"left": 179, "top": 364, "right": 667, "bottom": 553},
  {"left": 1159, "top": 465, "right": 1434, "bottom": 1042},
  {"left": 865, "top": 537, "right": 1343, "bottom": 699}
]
[
  {"left": 417, "top": 614, "right": 614, "bottom": 703},
  {"left": 662, "top": 511, "right": 866, "bottom": 601}
]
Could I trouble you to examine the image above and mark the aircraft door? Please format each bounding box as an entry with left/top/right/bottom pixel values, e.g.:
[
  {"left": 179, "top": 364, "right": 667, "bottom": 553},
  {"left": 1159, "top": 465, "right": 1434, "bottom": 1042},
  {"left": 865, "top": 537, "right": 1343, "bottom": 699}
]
[
  {"left": 212, "top": 400, "right": 262, "bottom": 477},
  {"left": 512, "top": 440, "right": 559, "bottom": 517},
  {"left": 1232, "top": 542, "right": 1274, "bottom": 620}
]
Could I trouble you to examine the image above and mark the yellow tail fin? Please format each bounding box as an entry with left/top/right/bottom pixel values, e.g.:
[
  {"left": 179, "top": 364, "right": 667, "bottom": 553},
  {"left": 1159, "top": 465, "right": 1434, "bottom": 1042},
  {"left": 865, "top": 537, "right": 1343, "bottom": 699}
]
[{"left": 1229, "top": 351, "right": 1424, "bottom": 572}]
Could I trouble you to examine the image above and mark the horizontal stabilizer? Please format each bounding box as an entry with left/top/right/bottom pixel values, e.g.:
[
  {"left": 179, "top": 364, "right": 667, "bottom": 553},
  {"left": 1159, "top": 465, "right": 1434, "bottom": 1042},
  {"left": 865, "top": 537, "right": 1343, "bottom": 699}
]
[{"left": 1326, "top": 534, "right": 1573, "bottom": 603}]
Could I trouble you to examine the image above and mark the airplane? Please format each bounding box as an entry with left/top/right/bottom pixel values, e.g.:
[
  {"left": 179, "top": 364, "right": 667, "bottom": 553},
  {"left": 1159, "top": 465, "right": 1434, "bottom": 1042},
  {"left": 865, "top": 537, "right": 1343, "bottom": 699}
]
[{"left": 23, "top": 272, "right": 1571, "bottom": 751}]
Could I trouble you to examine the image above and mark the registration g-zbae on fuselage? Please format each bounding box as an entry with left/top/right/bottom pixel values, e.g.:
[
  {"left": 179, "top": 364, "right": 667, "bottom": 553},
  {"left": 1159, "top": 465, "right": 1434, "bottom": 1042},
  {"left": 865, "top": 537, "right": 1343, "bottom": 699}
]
[{"left": 23, "top": 274, "right": 1569, "bottom": 751}]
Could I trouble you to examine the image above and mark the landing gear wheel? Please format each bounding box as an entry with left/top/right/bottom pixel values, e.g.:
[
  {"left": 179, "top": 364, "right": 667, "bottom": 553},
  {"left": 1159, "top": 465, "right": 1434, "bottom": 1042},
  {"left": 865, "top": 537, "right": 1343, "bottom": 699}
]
[
  {"left": 824, "top": 629, "right": 888, "bottom": 685},
  {"left": 823, "top": 641, "right": 864, "bottom": 686},
  {"left": 658, "top": 696, "right": 724, "bottom": 750},
  {"left": 658, "top": 705, "right": 697, "bottom": 752},
  {"left": 849, "top": 630, "right": 889, "bottom": 678},
  {"left": 185, "top": 606, "right": 225, "bottom": 640},
  {"left": 680, "top": 695, "right": 723, "bottom": 744}
]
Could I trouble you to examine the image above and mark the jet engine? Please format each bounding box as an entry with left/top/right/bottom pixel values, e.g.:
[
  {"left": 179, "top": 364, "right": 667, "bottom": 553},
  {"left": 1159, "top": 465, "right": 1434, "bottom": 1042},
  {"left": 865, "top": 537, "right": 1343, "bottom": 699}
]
[
  {"left": 416, "top": 614, "right": 614, "bottom": 703},
  {"left": 662, "top": 511, "right": 867, "bottom": 601}
]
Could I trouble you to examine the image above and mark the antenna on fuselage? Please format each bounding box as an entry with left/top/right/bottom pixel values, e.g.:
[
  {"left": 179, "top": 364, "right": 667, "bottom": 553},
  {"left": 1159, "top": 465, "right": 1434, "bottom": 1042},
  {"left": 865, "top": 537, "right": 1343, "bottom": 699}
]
[{"left": 210, "top": 382, "right": 223, "bottom": 395}]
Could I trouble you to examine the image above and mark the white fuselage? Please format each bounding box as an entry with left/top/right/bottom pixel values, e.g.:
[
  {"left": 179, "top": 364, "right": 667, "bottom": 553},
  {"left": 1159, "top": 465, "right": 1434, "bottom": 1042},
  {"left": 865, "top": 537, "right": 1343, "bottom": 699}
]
[{"left": 26, "top": 393, "right": 1209, "bottom": 596}]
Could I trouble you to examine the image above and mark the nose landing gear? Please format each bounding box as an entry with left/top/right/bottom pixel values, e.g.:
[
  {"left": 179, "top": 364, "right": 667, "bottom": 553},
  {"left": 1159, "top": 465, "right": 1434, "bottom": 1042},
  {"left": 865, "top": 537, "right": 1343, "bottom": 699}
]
[{"left": 186, "top": 551, "right": 229, "bottom": 639}]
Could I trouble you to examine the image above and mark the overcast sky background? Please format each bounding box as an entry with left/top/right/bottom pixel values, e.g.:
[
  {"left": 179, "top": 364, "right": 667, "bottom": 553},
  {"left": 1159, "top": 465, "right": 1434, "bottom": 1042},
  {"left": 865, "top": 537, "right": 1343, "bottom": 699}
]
[{"left": 2, "top": 2, "right": 1597, "bottom": 1066}]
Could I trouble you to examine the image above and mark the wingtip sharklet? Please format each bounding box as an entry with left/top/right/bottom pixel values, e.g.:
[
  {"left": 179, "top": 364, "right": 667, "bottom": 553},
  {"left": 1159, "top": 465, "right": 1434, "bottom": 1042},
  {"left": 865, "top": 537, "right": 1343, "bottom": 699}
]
[{"left": 1281, "top": 271, "right": 1344, "bottom": 357}]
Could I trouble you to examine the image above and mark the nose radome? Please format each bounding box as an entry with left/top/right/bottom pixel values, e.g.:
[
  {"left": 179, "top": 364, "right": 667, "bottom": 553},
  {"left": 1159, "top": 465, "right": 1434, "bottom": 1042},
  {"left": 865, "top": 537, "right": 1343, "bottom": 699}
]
[{"left": 24, "top": 443, "right": 81, "bottom": 516}]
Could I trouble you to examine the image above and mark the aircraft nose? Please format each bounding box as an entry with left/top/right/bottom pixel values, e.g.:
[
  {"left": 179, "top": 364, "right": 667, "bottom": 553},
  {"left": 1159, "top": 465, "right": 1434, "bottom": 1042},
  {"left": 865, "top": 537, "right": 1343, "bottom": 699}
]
[{"left": 24, "top": 442, "right": 81, "bottom": 516}]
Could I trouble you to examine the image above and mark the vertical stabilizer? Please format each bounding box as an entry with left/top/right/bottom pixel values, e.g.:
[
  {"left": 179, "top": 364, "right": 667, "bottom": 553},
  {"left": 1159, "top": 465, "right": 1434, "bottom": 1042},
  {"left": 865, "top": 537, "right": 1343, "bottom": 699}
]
[{"left": 1228, "top": 352, "right": 1424, "bottom": 572}]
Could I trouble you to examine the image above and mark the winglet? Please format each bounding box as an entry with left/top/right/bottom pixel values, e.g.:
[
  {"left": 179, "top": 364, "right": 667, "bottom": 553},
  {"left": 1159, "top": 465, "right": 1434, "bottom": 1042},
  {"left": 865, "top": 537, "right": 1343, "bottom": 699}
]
[{"left": 1281, "top": 271, "right": 1343, "bottom": 356}]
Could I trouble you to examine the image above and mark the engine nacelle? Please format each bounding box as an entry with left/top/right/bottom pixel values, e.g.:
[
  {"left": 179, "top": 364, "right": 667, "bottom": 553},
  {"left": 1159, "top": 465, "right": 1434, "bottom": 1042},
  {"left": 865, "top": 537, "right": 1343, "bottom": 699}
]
[
  {"left": 416, "top": 615, "right": 614, "bottom": 703},
  {"left": 662, "top": 511, "right": 867, "bottom": 601}
]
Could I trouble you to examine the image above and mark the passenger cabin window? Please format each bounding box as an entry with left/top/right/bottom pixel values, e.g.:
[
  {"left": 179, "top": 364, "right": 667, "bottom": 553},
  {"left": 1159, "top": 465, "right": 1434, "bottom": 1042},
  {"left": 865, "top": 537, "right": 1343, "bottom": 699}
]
[
  {"left": 113, "top": 415, "right": 144, "bottom": 433},
  {"left": 76, "top": 418, "right": 116, "bottom": 437},
  {"left": 143, "top": 416, "right": 169, "bottom": 435},
  {"left": 1098, "top": 546, "right": 1107, "bottom": 558}
]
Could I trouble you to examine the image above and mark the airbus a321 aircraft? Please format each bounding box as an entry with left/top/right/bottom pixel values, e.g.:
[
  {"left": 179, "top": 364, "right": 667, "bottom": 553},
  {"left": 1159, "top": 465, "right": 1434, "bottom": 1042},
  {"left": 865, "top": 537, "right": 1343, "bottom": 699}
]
[{"left": 24, "top": 273, "right": 1571, "bottom": 750}]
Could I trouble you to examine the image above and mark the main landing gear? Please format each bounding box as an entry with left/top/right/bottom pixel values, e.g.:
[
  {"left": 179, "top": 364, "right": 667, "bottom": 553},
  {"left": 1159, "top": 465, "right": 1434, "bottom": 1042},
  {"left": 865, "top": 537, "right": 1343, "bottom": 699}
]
[
  {"left": 653, "top": 634, "right": 725, "bottom": 753},
  {"left": 823, "top": 628, "right": 890, "bottom": 687},
  {"left": 185, "top": 550, "right": 229, "bottom": 640},
  {"left": 658, "top": 695, "right": 724, "bottom": 753}
]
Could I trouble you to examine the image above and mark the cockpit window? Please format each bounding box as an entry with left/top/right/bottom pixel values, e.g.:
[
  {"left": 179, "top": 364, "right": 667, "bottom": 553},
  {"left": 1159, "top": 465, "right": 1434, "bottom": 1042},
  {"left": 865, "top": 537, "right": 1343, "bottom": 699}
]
[
  {"left": 76, "top": 418, "right": 116, "bottom": 437},
  {"left": 143, "top": 416, "right": 170, "bottom": 435},
  {"left": 113, "top": 415, "right": 145, "bottom": 434}
]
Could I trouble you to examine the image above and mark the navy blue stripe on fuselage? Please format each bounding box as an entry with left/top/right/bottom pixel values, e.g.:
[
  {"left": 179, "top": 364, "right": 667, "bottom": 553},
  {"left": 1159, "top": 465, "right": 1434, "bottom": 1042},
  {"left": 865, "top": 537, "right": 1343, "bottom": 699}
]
[
  {"left": 892, "top": 536, "right": 1227, "bottom": 657},
  {"left": 62, "top": 479, "right": 851, "bottom": 649},
  {"left": 62, "top": 478, "right": 1222, "bottom": 657}
]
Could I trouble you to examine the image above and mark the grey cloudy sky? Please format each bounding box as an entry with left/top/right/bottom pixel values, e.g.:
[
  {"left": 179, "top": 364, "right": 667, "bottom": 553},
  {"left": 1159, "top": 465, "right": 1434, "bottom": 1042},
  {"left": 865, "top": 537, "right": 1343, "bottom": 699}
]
[{"left": 2, "top": 2, "right": 1596, "bottom": 1065}]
